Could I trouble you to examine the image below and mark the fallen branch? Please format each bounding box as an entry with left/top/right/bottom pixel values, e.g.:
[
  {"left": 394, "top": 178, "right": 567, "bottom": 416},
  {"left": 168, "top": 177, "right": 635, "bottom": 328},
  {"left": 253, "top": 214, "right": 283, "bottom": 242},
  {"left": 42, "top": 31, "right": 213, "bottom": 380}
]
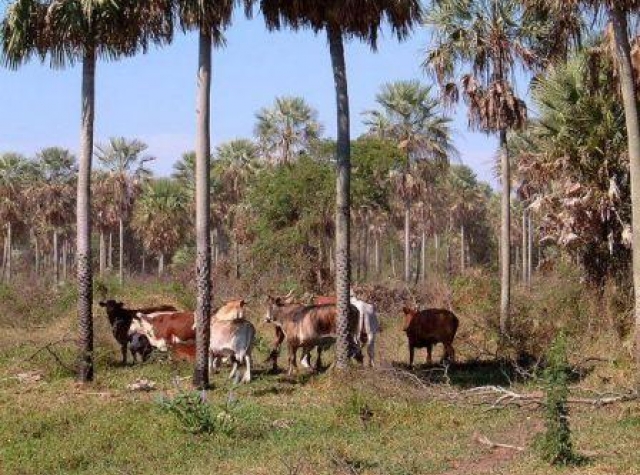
[
  {"left": 24, "top": 337, "right": 77, "bottom": 374},
  {"left": 473, "top": 432, "right": 524, "bottom": 451}
]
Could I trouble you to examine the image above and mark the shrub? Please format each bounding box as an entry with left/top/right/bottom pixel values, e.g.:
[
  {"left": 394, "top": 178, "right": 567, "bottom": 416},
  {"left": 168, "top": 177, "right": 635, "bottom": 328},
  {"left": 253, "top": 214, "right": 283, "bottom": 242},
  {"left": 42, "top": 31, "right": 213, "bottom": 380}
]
[
  {"left": 539, "top": 332, "right": 575, "bottom": 465},
  {"left": 157, "top": 390, "right": 234, "bottom": 435}
]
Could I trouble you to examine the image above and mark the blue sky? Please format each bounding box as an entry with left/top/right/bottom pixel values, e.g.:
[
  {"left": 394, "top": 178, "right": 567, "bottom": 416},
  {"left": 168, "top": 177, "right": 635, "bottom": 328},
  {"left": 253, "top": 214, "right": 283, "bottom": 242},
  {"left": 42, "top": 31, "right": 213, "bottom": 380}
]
[{"left": 1, "top": 11, "right": 500, "bottom": 185}]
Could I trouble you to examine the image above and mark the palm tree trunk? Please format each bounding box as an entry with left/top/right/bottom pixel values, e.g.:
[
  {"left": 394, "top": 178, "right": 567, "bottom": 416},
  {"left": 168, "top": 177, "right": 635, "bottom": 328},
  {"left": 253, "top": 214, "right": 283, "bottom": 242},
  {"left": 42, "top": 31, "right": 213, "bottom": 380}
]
[
  {"left": 35, "top": 236, "right": 40, "bottom": 278},
  {"left": 390, "top": 240, "right": 397, "bottom": 278},
  {"left": 158, "top": 253, "right": 164, "bottom": 276},
  {"left": 499, "top": 129, "right": 511, "bottom": 340},
  {"left": 118, "top": 218, "right": 124, "bottom": 285},
  {"left": 421, "top": 230, "right": 426, "bottom": 282},
  {"left": 363, "top": 214, "right": 369, "bottom": 281},
  {"left": 404, "top": 199, "right": 411, "bottom": 282},
  {"left": 515, "top": 209, "right": 528, "bottom": 285},
  {"left": 193, "top": 30, "right": 213, "bottom": 389},
  {"left": 527, "top": 213, "right": 533, "bottom": 284},
  {"left": 434, "top": 232, "right": 439, "bottom": 275},
  {"left": 375, "top": 233, "right": 380, "bottom": 276},
  {"left": 53, "top": 230, "right": 59, "bottom": 285},
  {"left": 460, "top": 225, "right": 465, "bottom": 274},
  {"left": 328, "top": 25, "right": 351, "bottom": 370},
  {"left": 611, "top": 9, "right": 640, "bottom": 362},
  {"left": 76, "top": 48, "right": 96, "bottom": 383},
  {"left": 108, "top": 232, "right": 113, "bottom": 270},
  {"left": 234, "top": 240, "right": 240, "bottom": 279},
  {"left": 99, "top": 230, "right": 106, "bottom": 277},
  {"left": 6, "top": 222, "right": 11, "bottom": 283},
  {"left": 62, "top": 239, "right": 68, "bottom": 283}
]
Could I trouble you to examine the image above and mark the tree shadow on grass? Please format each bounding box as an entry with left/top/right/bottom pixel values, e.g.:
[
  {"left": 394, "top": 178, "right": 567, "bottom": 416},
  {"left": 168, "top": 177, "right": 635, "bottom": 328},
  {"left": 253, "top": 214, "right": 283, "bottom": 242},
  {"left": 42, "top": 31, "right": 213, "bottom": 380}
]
[{"left": 391, "top": 356, "right": 596, "bottom": 389}]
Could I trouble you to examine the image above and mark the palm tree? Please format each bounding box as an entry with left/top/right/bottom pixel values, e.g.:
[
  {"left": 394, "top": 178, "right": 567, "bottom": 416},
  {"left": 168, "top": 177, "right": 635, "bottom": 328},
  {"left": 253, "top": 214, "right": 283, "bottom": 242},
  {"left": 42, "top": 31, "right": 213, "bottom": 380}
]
[
  {"left": 260, "top": 0, "right": 421, "bottom": 369},
  {"left": 255, "top": 96, "right": 322, "bottom": 164},
  {"left": 0, "top": 153, "right": 29, "bottom": 283},
  {"left": 131, "top": 179, "right": 189, "bottom": 275},
  {"left": 175, "top": 0, "right": 253, "bottom": 389},
  {"left": 424, "top": 0, "right": 551, "bottom": 342},
  {"left": 95, "top": 137, "right": 153, "bottom": 284},
  {"left": 363, "top": 80, "right": 454, "bottom": 282},
  {"left": 30, "top": 147, "right": 77, "bottom": 284},
  {"left": 1, "top": 0, "right": 173, "bottom": 382}
]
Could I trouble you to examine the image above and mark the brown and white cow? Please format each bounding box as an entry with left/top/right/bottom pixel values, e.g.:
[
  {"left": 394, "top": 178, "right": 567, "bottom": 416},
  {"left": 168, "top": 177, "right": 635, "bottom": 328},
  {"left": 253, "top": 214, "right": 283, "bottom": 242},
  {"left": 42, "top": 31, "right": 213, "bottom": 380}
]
[
  {"left": 264, "top": 297, "right": 363, "bottom": 375},
  {"left": 136, "top": 311, "right": 195, "bottom": 351},
  {"left": 99, "top": 300, "right": 177, "bottom": 364},
  {"left": 401, "top": 307, "right": 459, "bottom": 368}
]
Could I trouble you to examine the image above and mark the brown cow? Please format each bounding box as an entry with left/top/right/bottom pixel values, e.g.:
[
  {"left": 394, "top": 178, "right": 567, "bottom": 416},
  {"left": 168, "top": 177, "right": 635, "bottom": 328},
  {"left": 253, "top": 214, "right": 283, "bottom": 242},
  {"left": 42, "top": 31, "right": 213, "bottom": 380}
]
[
  {"left": 265, "top": 297, "right": 362, "bottom": 375},
  {"left": 401, "top": 307, "right": 459, "bottom": 368}
]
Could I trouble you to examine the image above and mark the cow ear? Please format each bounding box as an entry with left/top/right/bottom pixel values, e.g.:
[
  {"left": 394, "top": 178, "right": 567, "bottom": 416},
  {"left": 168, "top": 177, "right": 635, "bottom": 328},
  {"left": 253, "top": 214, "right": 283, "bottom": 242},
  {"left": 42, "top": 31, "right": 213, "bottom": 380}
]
[
  {"left": 275, "top": 297, "right": 283, "bottom": 306},
  {"left": 239, "top": 299, "right": 246, "bottom": 307}
]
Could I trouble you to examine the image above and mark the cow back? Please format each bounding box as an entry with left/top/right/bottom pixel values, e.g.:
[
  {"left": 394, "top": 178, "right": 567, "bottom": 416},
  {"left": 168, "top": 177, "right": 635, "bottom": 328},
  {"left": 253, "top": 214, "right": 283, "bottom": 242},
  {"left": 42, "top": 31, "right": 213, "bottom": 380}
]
[{"left": 407, "top": 309, "right": 459, "bottom": 345}]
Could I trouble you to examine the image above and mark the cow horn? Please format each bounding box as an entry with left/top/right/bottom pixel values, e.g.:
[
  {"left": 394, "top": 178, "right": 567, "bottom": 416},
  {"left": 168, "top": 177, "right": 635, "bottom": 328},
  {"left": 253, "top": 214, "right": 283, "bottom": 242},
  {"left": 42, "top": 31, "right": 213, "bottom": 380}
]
[{"left": 284, "top": 289, "right": 295, "bottom": 299}]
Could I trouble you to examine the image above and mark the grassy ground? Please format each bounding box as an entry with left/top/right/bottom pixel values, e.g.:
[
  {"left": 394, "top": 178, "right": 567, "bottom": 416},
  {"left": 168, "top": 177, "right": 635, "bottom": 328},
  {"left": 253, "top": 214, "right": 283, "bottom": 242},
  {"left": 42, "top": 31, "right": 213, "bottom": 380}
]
[{"left": 1, "top": 275, "right": 639, "bottom": 475}]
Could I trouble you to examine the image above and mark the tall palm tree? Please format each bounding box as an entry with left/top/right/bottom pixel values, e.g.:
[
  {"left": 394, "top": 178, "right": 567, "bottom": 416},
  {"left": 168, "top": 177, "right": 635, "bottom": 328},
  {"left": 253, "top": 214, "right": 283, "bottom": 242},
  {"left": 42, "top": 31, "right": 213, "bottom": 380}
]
[
  {"left": 30, "top": 147, "right": 77, "bottom": 284},
  {"left": 363, "top": 80, "right": 454, "bottom": 282},
  {"left": 261, "top": 0, "right": 421, "bottom": 369},
  {"left": 582, "top": 0, "right": 640, "bottom": 365},
  {"left": 131, "top": 179, "right": 189, "bottom": 275},
  {"left": 0, "top": 153, "right": 29, "bottom": 283},
  {"left": 175, "top": 0, "right": 253, "bottom": 389},
  {"left": 255, "top": 96, "right": 322, "bottom": 164},
  {"left": 95, "top": 136, "right": 153, "bottom": 284},
  {"left": 1, "top": 0, "right": 173, "bottom": 382},
  {"left": 424, "top": 0, "right": 550, "bottom": 342}
]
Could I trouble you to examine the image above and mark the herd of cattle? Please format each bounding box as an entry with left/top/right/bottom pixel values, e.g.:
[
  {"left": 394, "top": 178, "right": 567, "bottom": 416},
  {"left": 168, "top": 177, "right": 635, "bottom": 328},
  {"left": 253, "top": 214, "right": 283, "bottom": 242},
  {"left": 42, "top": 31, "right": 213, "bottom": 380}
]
[{"left": 100, "top": 291, "right": 460, "bottom": 382}]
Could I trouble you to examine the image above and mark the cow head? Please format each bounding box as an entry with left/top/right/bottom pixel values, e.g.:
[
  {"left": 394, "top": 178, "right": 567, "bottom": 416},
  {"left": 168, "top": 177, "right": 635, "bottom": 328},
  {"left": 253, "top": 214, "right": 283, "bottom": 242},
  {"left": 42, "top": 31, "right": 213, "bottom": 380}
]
[
  {"left": 215, "top": 299, "right": 246, "bottom": 321},
  {"left": 264, "top": 296, "right": 286, "bottom": 323},
  {"left": 99, "top": 300, "right": 124, "bottom": 312},
  {"left": 401, "top": 306, "right": 418, "bottom": 332}
]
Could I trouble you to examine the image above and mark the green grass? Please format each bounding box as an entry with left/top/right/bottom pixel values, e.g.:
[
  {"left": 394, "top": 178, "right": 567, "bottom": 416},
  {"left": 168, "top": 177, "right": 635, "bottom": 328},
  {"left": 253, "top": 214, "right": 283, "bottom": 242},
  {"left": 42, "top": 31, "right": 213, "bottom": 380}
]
[{"left": 1, "top": 277, "right": 640, "bottom": 475}]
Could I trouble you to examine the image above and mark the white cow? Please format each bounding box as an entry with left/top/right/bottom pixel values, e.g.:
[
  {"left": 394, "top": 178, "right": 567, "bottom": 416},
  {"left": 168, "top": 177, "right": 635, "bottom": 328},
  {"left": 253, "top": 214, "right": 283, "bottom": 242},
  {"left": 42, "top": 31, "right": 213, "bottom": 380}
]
[
  {"left": 350, "top": 291, "right": 379, "bottom": 367},
  {"left": 209, "top": 318, "right": 255, "bottom": 383}
]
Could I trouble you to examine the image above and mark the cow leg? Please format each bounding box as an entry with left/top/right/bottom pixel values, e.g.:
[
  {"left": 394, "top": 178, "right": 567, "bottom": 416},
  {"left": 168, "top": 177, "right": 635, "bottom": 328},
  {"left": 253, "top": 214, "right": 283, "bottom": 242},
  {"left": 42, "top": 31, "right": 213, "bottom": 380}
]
[
  {"left": 287, "top": 344, "right": 298, "bottom": 376},
  {"left": 268, "top": 327, "right": 285, "bottom": 373},
  {"left": 121, "top": 344, "right": 128, "bottom": 366},
  {"left": 241, "top": 355, "right": 252, "bottom": 383},
  {"left": 408, "top": 345, "right": 415, "bottom": 369},
  {"left": 300, "top": 349, "right": 312, "bottom": 369},
  {"left": 444, "top": 343, "right": 455, "bottom": 364},
  {"left": 315, "top": 347, "right": 323, "bottom": 372},
  {"left": 426, "top": 344, "right": 433, "bottom": 365},
  {"left": 366, "top": 334, "right": 376, "bottom": 367},
  {"left": 229, "top": 356, "right": 239, "bottom": 380}
]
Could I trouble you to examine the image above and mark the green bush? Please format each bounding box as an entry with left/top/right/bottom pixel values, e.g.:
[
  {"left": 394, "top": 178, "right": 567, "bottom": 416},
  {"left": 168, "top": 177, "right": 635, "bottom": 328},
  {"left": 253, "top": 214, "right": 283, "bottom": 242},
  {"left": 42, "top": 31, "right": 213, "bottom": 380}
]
[
  {"left": 539, "top": 332, "right": 574, "bottom": 465},
  {"left": 157, "top": 390, "right": 234, "bottom": 435}
]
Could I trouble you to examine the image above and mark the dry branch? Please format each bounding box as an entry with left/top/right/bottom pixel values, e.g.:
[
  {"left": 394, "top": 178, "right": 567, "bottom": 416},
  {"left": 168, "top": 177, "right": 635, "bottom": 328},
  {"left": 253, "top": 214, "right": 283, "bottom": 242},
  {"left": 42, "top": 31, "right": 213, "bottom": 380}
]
[{"left": 473, "top": 432, "right": 525, "bottom": 451}]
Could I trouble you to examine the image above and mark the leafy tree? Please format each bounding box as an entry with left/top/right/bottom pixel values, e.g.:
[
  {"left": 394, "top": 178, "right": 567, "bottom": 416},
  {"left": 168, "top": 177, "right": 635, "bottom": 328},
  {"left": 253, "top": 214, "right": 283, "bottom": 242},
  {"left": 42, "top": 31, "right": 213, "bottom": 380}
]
[{"left": 260, "top": 0, "right": 421, "bottom": 368}]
